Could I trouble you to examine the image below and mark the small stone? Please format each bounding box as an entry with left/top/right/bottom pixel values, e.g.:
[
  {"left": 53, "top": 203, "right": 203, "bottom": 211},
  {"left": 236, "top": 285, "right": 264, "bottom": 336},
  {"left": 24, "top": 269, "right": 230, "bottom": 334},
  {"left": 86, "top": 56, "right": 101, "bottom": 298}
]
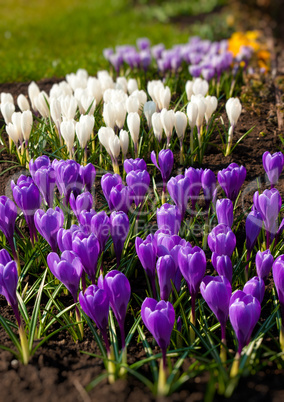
[{"left": 11, "top": 359, "right": 19, "bottom": 369}]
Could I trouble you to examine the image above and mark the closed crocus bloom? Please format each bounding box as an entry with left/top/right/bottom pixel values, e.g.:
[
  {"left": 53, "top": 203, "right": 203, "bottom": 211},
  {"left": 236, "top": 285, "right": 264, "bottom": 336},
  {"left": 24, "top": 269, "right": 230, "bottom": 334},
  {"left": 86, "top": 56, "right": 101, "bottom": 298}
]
[
  {"left": 79, "top": 285, "right": 110, "bottom": 350},
  {"left": 101, "top": 173, "right": 122, "bottom": 206},
  {"left": 256, "top": 250, "right": 274, "bottom": 281},
  {"left": 110, "top": 211, "right": 129, "bottom": 267},
  {"left": 160, "top": 108, "right": 175, "bottom": 147},
  {"left": 21, "top": 110, "right": 33, "bottom": 143},
  {"left": 158, "top": 86, "right": 171, "bottom": 110},
  {"left": 216, "top": 198, "right": 233, "bottom": 227},
  {"left": 79, "top": 163, "right": 96, "bottom": 193},
  {"left": 72, "top": 232, "right": 100, "bottom": 283},
  {"left": 34, "top": 207, "right": 64, "bottom": 252},
  {"left": 119, "top": 129, "right": 129, "bottom": 157},
  {"left": 126, "top": 169, "right": 150, "bottom": 208},
  {"left": 60, "top": 120, "right": 76, "bottom": 157},
  {"left": 98, "top": 126, "right": 115, "bottom": 156},
  {"left": 245, "top": 210, "right": 262, "bottom": 252},
  {"left": 178, "top": 246, "right": 206, "bottom": 297},
  {"left": 191, "top": 95, "right": 206, "bottom": 131},
  {"left": 33, "top": 166, "right": 56, "bottom": 208},
  {"left": 135, "top": 234, "right": 157, "bottom": 295},
  {"left": 109, "top": 183, "right": 133, "bottom": 214},
  {"left": 80, "top": 95, "right": 96, "bottom": 116},
  {"left": 103, "top": 270, "right": 131, "bottom": 348},
  {"left": 34, "top": 91, "right": 50, "bottom": 118},
  {"left": 103, "top": 102, "right": 117, "bottom": 129},
  {"left": 127, "top": 112, "right": 140, "bottom": 155},
  {"left": 167, "top": 175, "right": 190, "bottom": 219},
  {"left": 226, "top": 97, "right": 242, "bottom": 127},
  {"left": 114, "top": 102, "right": 126, "bottom": 129},
  {"left": 152, "top": 112, "right": 163, "bottom": 142},
  {"left": 57, "top": 227, "right": 75, "bottom": 252},
  {"left": 204, "top": 96, "right": 218, "bottom": 124},
  {"left": 208, "top": 224, "right": 236, "bottom": 257},
  {"left": 124, "top": 158, "right": 147, "bottom": 174},
  {"left": 29, "top": 155, "right": 50, "bottom": 180},
  {"left": 60, "top": 95, "right": 78, "bottom": 120},
  {"left": 76, "top": 114, "right": 94, "bottom": 150},
  {"left": 262, "top": 151, "right": 284, "bottom": 188},
  {"left": 229, "top": 291, "right": 261, "bottom": 354},
  {"left": 243, "top": 276, "right": 265, "bottom": 304},
  {"left": 200, "top": 275, "right": 231, "bottom": 341},
  {"left": 273, "top": 256, "right": 284, "bottom": 320},
  {"left": 108, "top": 134, "right": 121, "bottom": 161},
  {"left": 127, "top": 78, "right": 138, "bottom": 94},
  {"left": 50, "top": 98, "right": 62, "bottom": 131},
  {"left": 28, "top": 81, "right": 40, "bottom": 110},
  {"left": 192, "top": 78, "right": 209, "bottom": 96},
  {"left": 0, "top": 260, "right": 20, "bottom": 324},
  {"left": 6, "top": 122, "right": 20, "bottom": 146},
  {"left": 143, "top": 101, "right": 156, "bottom": 129},
  {"left": 0, "top": 196, "right": 17, "bottom": 259},
  {"left": 69, "top": 191, "right": 93, "bottom": 220},
  {"left": 157, "top": 203, "right": 181, "bottom": 235},
  {"left": 151, "top": 149, "right": 174, "bottom": 183},
  {"left": 217, "top": 163, "right": 246, "bottom": 202},
  {"left": 174, "top": 111, "right": 187, "bottom": 141},
  {"left": 17, "top": 94, "right": 30, "bottom": 112},
  {"left": 141, "top": 298, "right": 175, "bottom": 366},
  {"left": 78, "top": 210, "right": 96, "bottom": 232},
  {"left": 54, "top": 160, "right": 83, "bottom": 205},
  {"left": 201, "top": 168, "right": 216, "bottom": 210},
  {"left": 157, "top": 255, "right": 176, "bottom": 301},
  {"left": 126, "top": 95, "right": 140, "bottom": 114},
  {"left": 211, "top": 253, "right": 233, "bottom": 283},
  {"left": 185, "top": 167, "right": 203, "bottom": 212},
  {"left": 0, "top": 249, "right": 12, "bottom": 266},
  {"left": 90, "top": 211, "right": 110, "bottom": 252},
  {"left": 185, "top": 80, "right": 194, "bottom": 101},
  {"left": 1, "top": 102, "right": 15, "bottom": 124}
]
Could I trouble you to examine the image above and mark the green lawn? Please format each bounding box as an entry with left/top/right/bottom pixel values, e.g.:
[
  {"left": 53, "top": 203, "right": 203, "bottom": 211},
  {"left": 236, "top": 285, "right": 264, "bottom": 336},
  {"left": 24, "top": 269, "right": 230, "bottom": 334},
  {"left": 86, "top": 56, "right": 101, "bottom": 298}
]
[{"left": 0, "top": 0, "right": 191, "bottom": 83}]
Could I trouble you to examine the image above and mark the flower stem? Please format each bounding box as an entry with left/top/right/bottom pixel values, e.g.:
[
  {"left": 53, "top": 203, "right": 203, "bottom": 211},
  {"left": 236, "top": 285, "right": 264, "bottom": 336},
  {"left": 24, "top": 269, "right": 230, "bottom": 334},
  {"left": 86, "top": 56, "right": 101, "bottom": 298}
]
[
  {"left": 230, "top": 352, "right": 240, "bottom": 378},
  {"left": 75, "top": 305, "right": 84, "bottom": 340},
  {"left": 157, "top": 352, "right": 167, "bottom": 396},
  {"left": 280, "top": 323, "right": 284, "bottom": 357},
  {"left": 220, "top": 325, "right": 227, "bottom": 363},
  {"left": 107, "top": 346, "right": 116, "bottom": 384},
  {"left": 19, "top": 323, "right": 29, "bottom": 365},
  {"left": 190, "top": 294, "right": 196, "bottom": 344}
]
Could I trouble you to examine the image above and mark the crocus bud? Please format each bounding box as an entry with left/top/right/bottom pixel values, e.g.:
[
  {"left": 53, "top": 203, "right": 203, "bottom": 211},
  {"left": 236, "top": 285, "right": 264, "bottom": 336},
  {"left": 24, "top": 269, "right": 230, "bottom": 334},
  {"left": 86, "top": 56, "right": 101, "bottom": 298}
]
[
  {"left": 21, "top": 110, "right": 33, "bottom": 143},
  {"left": 72, "top": 232, "right": 100, "bottom": 283},
  {"left": 216, "top": 198, "right": 233, "bottom": 227},
  {"left": 191, "top": 95, "right": 206, "bottom": 130},
  {"left": 127, "top": 78, "right": 138, "bottom": 94},
  {"left": 54, "top": 160, "right": 83, "bottom": 205},
  {"left": 50, "top": 98, "right": 61, "bottom": 131},
  {"left": 34, "top": 91, "right": 50, "bottom": 118},
  {"left": 273, "top": 255, "right": 284, "bottom": 321},
  {"left": 0, "top": 249, "right": 12, "bottom": 266},
  {"left": 167, "top": 175, "right": 190, "bottom": 219},
  {"left": 187, "top": 102, "right": 198, "bottom": 132},
  {"left": 174, "top": 111, "right": 187, "bottom": 141},
  {"left": 57, "top": 227, "right": 76, "bottom": 252},
  {"left": 152, "top": 112, "right": 163, "bottom": 142},
  {"left": 126, "top": 169, "right": 150, "bottom": 208},
  {"left": 1, "top": 102, "right": 15, "bottom": 124},
  {"left": 178, "top": 246, "right": 206, "bottom": 298},
  {"left": 28, "top": 81, "right": 40, "bottom": 110},
  {"left": 185, "top": 80, "right": 194, "bottom": 101},
  {"left": 151, "top": 149, "right": 174, "bottom": 183},
  {"left": 90, "top": 211, "right": 110, "bottom": 252},
  {"left": 208, "top": 224, "right": 236, "bottom": 257},
  {"left": 143, "top": 101, "right": 156, "bottom": 129},
  {"left": 108, "top": 134, "right": 121, "bottom": 161},
  {"left": 245, "top": 210, "right": 262, "bottom": 252},
  {"left": 17, "top": 94, "right": 30, "bottom": 112},
  {"left": 126, "top": 95, "right": 140, "bottom": 114},
  {"left": 243, "top": 276, "right": 265, "bottom": 304},
  {"left": 109, "top": 183, "right": 134, "bottom": 214},
  {"left": 119, "top": 129, "right": 129, "bottom": 157},
  {"left": 60, "top": 95, "right": 78, "bottom": 120},
  {"left": 262, "top": 151, "right": 284, "bottom": 188},
  {"left": 255, "top": 250, "right": 274, "bottom": 281},
  {"left": 184, "top": 167, "right": 203, "bottom": 212},
  {"left": 201, "top": 168, "right": 216, "bottom": 210},
  {"left": 47, "top": 250, "right": 83, "bottom": 302},
  {"left": 124, "top": 158, "right": 147, "bottom": 174},
  {"left": 98, "top": 126, "right": 115, "bottom": 156},
  {"left": 157, "top": 255, "right": 176, "bottom": 301},
  {"left": 211, "top": 253, "right": 233, "bottom": 283},
  {"left": 60, "top": 120, "right": 76, "bottom": 156},
  {"left": 217, "top": 163, "right": 246, "bottom": 202},
  {"left": 253, "top": 188, "right": 281, "bottom": 240},
  {"left": 101, "top": 173, "right": 122, "bottom": 206},
  {"left": 192, "top": 78, "right": 209, "bottom": 96},
  {"left": 80, "top": 163, "right": 96, "bottom": 193},
  {"left": 0, "top": 196, "right": 17, "bottom": 257},
  {"left": 103, "top": 102, "right": 117, "bottom": 129},
  {"left": 204, "top": 96, "right": 218, "bottom": 124},
  {"left": 0, "top": 260, "right": 20, "bottom": 325},
  {"left": 69, "top": 191, "right": 93, "bottom": 219},
  {"left": 36, "top": 207, "right": 64, "bottom": 250},
  {"left": 110, "top": 211, "right": 129, "bottom": 266},
  {"left": 76, "top": 115, "right": 94, "bottom": 150},
  {"left": 160, "top": 108, "right": 175, "bottom": 146},
  {"left": 29, "top": 155, "right": 50, "bottom": 180},
  {"left": 33, "top": 166, "right": 56, "bottom": 208},
  {"left": 115, "top": 102, "right": 127, "bottom": 129},
  {"left": 135, "top": 234, "right": 157, "bottom": 293},
  {"left": 127, "top": 112, "right": 140, "bottom": 155},
  {"left": 157, "top": 203, "right": 181, "bottom": 235},
  {"left": 229, "top": 291, "right": 261, "bottom": 354},
  {"left": 226, "top": 97, "right": 242, "bottom": 127}
]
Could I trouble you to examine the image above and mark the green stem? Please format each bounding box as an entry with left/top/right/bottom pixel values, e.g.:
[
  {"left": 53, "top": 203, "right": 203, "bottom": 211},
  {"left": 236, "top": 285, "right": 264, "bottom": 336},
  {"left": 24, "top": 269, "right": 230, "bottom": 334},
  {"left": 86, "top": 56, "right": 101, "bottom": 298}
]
[
  {"left": 19, "top": 324, "right": 29, "bottom": 365},
  {"left": 157, "top": 354, "right": 167, "bottom": 396},
  {"left": 107, "top": 346, "right": 116, "bottom": 384},
  {"left": 75, "top": 305, "right": 83, "bottom": 340},
  {"left": 230, "top": 352, "right": 240, "bottom": 378}
]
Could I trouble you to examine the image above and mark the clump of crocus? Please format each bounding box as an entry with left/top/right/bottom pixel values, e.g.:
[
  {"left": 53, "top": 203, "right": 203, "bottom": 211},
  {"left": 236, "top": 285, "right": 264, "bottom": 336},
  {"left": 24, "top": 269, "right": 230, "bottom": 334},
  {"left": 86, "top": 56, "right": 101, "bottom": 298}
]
[
  {"left": 0, "top": 258, "right": 29, "bottom": 364},
  {"left": 229, "top": 290, "right": 261, "bottom": 376},
  {"left": 141, "top": 297, "right": 175, "bottom": 396},
  {"left": 110, "top": 211, "right": 129, "bottom": 267},
  {"left": 178, "top": 246, "right": 206, "bottom": 343},
  {"left": 34, "top": 207, "right": 64, "bottom": 252},
  {"left": 151, "top": 150, "right": 174, "bottom": 203},
  {"left": 225, "top": 97, "right": 242, "bottom": 156},
  {"left": 272, "top": 255, "right": 284, "bottom": 354},
  {"left": 262, "top": 151, "right": 284, "bottom": 188},
  {"left": 126, "top": 169, "right": 150, "bottom": 209},
  {"left": 200, "top": 276, "right": 232, "bottom": 361},
  {"left": 0, "top": 196, "right": 18, "bottom": 262},
  {"left": 101, "top": 173, "right": 123, "bottom": 208},
  {"left": 69, "top": 191, "right": 93, "bottom": 220},
  {"left": 217, "top": 163, "right": 246, "bottom": 203},
  {"left": 135, "top": 234, "right": 157, "bottom": 298}
]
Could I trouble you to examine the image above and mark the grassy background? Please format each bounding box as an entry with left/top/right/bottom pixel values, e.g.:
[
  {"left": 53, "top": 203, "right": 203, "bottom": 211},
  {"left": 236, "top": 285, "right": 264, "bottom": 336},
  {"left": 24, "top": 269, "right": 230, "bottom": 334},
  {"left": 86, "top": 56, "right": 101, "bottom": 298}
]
[{"left": 0, "top": 0, "right": 229, "bottom": 83}]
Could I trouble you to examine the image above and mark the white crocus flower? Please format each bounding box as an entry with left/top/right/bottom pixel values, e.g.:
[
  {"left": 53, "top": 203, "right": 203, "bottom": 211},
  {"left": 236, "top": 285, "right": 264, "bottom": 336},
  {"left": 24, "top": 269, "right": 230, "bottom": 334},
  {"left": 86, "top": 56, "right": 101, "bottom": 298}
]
[
  {"left": 143, "top": 101, "right": 156, "bottom": 129},
  {"left": 98, "top": 126, "right": 115, "bottom": 155},
  {"left": 127, "top": 78, "right": 138, "bottom": 95},
  {"left": 6, "top": 123, "right": 20, "bottom": 146},
  {"left": 12, "top": 112, "right": 24, "bottom": 143},
  {"left": 185, "top": 80, "right": 194, "bottom": 101},
  {"left": 28, "top": 81, "right": 40, "bottom": 110},
  {"left": 17, "top": 94, "right": 30, "bottom": 112},
  {"left": 109, "top": 134, "right": 121, "bottom": 160},
  {"left": 115, "top": 102, "right": 127, "bottom": 130},
  {"left": 87, "top": 77, "right": 103, "bottom": 104},
  {"left": 21, "top": 110, "right": 33, "bottom": 144},
  {"left": 159, "top": 86, "right": 171, "bottom": 110},
  {"left": 186, "top": 102, "right": 198, "bottom": 161},
  {"left": 191, "top": 95, "right": 206, "bottom": 132},
  {"left": 60, "top": 120, "right": 76, "bottom": 157},
  {"left": 103, "top": 102, "right": 117, "bottom": 129},
  {"left": 126, "top": 95, "right": 140, "bottom": 114},
  {"left": 204, "top": 96, "right": 218, "bottom": 124},
  {"left": 132, "top": 89, "right": 147, "bottom": 114},
  {"left": 127, "top": 112, "right": 140, "bottom": 157},
  {"left": 97, "top": 70, "right": 114, "bottom": 93},
  {"left": 175, "top": 111, "right": 187, "bottom": 163},
  {"left": 225, "top": 97, "right": 242, "bottom": 156},
  {"left": 0, "top": 102, "right": 15, "bottom": 124},
  {"left": 192, "top": 78, "right": 209, "bottom": 96},
  {"left": 160, "top": 108, "right": 175, "bottom": 147},
  {"left": 151, "top": 112, "right": 163, "bottom": 142},
  {"left": 80, "top": 95, "right": 96, "bottom": 115},
  {"left": 61, "top": 95, "right": 78, "bottom": 120},
  {"left": 76, "top": 115, "right": 95, "bottom": 150},
  {"left": 50, "top": 98, "right": 62, "bottom": 132},
  {"left": 115, "top": 77, "right": 128, "bottom": 93},
  {"left": 119, "top": 129, "right": 129, "bottom": 158},
  {"left": 34, "top": 91, "right": 50, "bottom": 118},
  {"left": 0, "top": 92, "right": 14, "bottom": 105}
]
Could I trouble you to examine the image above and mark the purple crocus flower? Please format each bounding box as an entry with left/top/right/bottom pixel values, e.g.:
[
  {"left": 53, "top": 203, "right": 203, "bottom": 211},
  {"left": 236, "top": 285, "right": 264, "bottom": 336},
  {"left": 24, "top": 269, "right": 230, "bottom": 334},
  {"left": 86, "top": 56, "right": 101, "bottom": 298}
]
[
  {"left": 245, "top": 210, "right": 263, "bottom": 253},
  {"left": 135, "top": 234, "right": 157, "bottom": 297},
  {"left": 0, "top": 260, "right": 20, "bottom": 325},
  {"left": 29, "top": 155, "right": 50, "bottom": 181},
  {"left": 79, "top": 163, "right": 96, "bottom": 193},
  {"left": 0, "top": 249, "right": 12, "bottom": 265},
  {"left": 272, "top": 255, "right": 284, "bottom": 321},
  {"left": 69, "top": 191, "right": 93, "bottom": 220},
  {"left": 79, "top": 284, "right": 110, "bottom": 351},
  {"left": 208, "top": 224, "right": 236, "bottom": 257},
  {"left": 200, "top": 276, "right": 232, "bottom": 342},
  {"left": 262, "top": 151, "right": 284, "bottom": 188},
  {"left": 109, "top": 184, "right": 134, "bottom": 214},
  {"left": 109, "top": 53, "right": 123, "bottom": 73},
  {"left": 124, "top": 158, "right": 147, "bottom": 174},
  {"left": 255, "top": 250, "right": 274, "bottom": 281},
  {"left": 151, "top": 149, "right": 174, "bottom": 184},
  {"left": 0, "top": 196, "right": 17, "bottom": 260},
  {"left": 167, "top": 175, "right": 190, "bottom": 219},
  {"left": 137, "top": 37, "right": 151, "bottom": 50},
  {"left": 47, "top": 250, "right": 83, "bottom": 302},
  {"left": 201, "top": 169, "right": 216, "bottom": 211},
  {"left": 229, "top": 291, "right": 261, "bottom": 355},
  {"left": 72, "top": 232, "right": 100, "bottom": 284},
  {"left": 211, "top": 253, "right": 233, "bottom": 283},
  {"left": 184, "top": 167, "right": 203, "bottom": 213},
  {"left": 216, "top": 198, "right": 233, "bottom": 228},
  {"left": 101, "top": 173, "right": 123, "bottom": 207},
  {"left": 110, "top": 211, "right": 129, "bottom": 267},
  {"left": 126, "top": 169, "right": 150, "bottom": 208},
  {"left": 157, "top": 203, "right": 182, "bottom": 235},
  {"left": 11, "top": 175, "right": 41, "bottom": 244},
  {"left": 156, "top": 255, "right": 176, "bottom": 301},
  {"left": 34, "top": 207, "right": 64, "bottom": 252},
  {"left": 53, "top": 160, "right": 83, "bottom": 205},
  {"left": 33, "top": 166, "right": 56, "bottom": 208},
  {"left": 103, "top": 270, "right": 131, "bottom": 349},
  {"left": 57, "top": 226, "right": 78, "bottom": 252},
  {"left": 243, "top": 276, "right": 265, "bottom": 304},
  {"left": 217, "top": 163, "right": 246, "bottom": 202},
  {"left": 91, "top": 211, "right": 110, "bottom": 253},
  {"left": 141, "top": 297, "right": 175, "bottom": 368},
  {"left": 78, "top": 209, "right": 96, "bottom": 232}
]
